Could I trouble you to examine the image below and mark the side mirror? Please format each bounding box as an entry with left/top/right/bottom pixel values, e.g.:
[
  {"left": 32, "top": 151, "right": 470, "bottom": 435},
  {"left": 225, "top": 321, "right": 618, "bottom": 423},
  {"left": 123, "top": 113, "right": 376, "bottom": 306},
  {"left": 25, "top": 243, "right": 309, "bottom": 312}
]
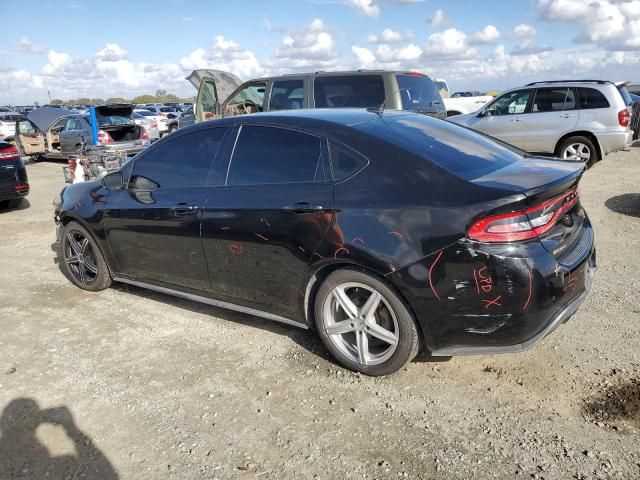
[{"left": 101, "top": 171, "right": 124, "bottom": 189}]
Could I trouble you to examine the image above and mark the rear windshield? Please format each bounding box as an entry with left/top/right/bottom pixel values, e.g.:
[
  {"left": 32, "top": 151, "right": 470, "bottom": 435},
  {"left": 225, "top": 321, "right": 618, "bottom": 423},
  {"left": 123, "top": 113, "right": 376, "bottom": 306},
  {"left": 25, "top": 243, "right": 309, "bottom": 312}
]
[
  {"left": 160, "top": 107, "right": 176, "bottom": 112},
  {"left": 396, "top": 74, "right": 441, "bottom": 111},
  {"left": 93, "top": 116, "right": 133, "bottom": 126},
  {"left": 0, "top": 114, "right": 23, "bottom": 121},
  {"left": 136, "top": 111, "right": 154, "bottom": 116},
  {"left": 373, "top": 114, "right": 523, "bottom": 181},
  {"left": 314, "top": 75, "right": 385, "bottom": 108},
  {"left": 617, "top": 85, "right": 633, "bottom": 107}
]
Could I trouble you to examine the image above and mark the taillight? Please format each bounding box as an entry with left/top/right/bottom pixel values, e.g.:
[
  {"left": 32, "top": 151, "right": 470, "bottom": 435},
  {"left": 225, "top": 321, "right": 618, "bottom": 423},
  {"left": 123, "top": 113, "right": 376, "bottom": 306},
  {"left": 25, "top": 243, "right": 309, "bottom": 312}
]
[
  {"left": 0, "top": 145, "right": 20, "bottom": 161},
  {"left": 15, "top": 184, "right": 29, "bottom": 191},
  {"left": 97, "top": 130, "right": 113, "bottom": 145},
  {"left": 151, "top": 121, "right": 158, "bottom": 129},
  {"left": 468, "top": 189, "right": 580, "bottom": 243},
  {"left": 140, "top": 127, "right": 149, "bottom": 140},
  {"left": 618, "top": 108, "right": 630, "bottom": 127}
]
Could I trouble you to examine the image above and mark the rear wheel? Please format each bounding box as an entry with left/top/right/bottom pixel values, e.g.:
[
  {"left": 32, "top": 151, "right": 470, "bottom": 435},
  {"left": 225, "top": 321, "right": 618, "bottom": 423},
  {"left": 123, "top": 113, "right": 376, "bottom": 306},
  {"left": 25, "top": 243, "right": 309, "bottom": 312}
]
[
  {"left": 558, "top": 136, "right": 597, "bottom": 167},
  {"left": 58, "top": 221, "right": 112, "bottom": 291},
  {"left": 314, "top": 269, "right": 419, "bottom": 376}
]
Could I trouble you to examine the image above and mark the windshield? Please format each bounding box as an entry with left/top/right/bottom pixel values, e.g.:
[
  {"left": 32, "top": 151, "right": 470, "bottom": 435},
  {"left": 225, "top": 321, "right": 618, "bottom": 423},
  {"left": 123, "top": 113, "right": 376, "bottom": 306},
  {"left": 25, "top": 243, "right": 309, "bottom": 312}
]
[
  {"left": 396, "top": 74, "right": 442, "bottom": 111},
  {"left": 135, "top": 111, "right": 155, "bottom": 116}
]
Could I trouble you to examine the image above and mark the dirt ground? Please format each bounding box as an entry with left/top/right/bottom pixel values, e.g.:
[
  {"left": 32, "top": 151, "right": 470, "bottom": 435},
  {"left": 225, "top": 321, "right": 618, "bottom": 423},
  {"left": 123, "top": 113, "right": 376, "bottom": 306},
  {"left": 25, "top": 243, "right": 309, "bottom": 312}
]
[{"left": 0, "top": 148, "right": 639, "bottom": 480}]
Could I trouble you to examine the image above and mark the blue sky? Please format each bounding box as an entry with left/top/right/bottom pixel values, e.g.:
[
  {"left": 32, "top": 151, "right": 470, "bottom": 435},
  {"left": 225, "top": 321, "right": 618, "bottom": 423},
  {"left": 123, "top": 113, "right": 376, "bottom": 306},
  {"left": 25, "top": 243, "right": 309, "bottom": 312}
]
[{"left": 2, "top": 0, "right": 640, "bottom": 103}]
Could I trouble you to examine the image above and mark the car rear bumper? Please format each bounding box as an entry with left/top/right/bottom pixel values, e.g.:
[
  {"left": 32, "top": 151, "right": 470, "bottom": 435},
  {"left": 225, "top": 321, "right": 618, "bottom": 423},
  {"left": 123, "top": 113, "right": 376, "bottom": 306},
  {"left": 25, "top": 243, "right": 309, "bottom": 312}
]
[
  {"left": 598, "top": 129, "right": 633, "bottom": 155},
  {"left": 0, "top": 183, "right": 29, "bottom": 201},
  {"left": 0, "top": 164, "right": 29, "bottom": 201},
  {"left": 389, "top": 220, "right": 596, "bottom": 356}
]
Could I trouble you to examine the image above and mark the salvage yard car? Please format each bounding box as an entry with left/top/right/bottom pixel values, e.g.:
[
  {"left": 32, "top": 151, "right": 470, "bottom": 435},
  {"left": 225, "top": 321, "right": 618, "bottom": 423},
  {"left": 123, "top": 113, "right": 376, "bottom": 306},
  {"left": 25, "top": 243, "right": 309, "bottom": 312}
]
[
  {"left": 16, "top": 104, "right": 150, "bottom": 161},
  {"left": 0, "top": 141, "right": 29, "bottom": 208},
  {"left": 54, "top": 109, "right": 595, "bottom": 376},
  {"left": 448, "top": 80, "right": 633, "bottom": 166},
  {"left": 188, "top": 69, "right": 446, "bottom": 122}
]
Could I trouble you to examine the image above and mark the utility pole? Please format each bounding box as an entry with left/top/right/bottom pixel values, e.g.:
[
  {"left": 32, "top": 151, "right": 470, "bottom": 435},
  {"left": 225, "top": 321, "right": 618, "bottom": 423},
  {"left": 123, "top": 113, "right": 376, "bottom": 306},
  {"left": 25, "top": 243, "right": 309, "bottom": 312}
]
[{"left": 48, "top": 90, "right": 52, "bottom": 103}]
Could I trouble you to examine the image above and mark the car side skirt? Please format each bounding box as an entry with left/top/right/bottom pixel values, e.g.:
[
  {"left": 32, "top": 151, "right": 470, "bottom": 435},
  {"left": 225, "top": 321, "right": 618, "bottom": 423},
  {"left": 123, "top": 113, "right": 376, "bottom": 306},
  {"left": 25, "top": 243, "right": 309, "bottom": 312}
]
[{"left": 113, "top": 276, "right": 309, "bottom": 330}]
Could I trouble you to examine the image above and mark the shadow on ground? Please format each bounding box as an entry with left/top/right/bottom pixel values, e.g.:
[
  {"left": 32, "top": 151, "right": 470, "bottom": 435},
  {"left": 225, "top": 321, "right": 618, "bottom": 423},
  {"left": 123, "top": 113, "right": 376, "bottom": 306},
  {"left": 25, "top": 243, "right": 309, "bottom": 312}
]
[
  {"left": 605, "top": 193, "right": 640, "bottom": 218},
  {"left": 0, "top": 198, "right": 30, "bottom": 212},
  {"left": 0, "top": 398, "right": 119, "bottom": 479}
]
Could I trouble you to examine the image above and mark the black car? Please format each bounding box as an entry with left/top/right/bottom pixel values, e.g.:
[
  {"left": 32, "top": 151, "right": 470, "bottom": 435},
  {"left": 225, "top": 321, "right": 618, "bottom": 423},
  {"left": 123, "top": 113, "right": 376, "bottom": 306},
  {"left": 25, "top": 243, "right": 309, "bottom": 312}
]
[
  {"left": 0, "top": 141, "right": 29, "bottom": 208},
  {"left": 54, "top": 109, "right": 595, "bottom": 375}
]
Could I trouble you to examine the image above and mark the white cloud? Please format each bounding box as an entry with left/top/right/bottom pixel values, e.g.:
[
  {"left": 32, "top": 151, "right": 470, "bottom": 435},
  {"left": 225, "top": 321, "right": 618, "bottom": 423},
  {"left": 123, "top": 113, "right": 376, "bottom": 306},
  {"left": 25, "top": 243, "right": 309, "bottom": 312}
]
[
  {"left": 425, "top": 28, "right": 477, "bottom": 58},
  {"left": 181, "top": 16, "right": 194, "bottom": 22},
  {"left": 16, "top": 37, "right": 45, "bottom": 55},
  {"left": 537, "top": 0, "right": 640, "bottom": 50},
  {"left": 351, "top": 45, "right": 377, "bottom": 67},
  {"left": 427, "top": 9, "right": 445, "bottom": 27},
  {"left": 512, "top": 23, "right": 537, "bottom": 39},
  {"left": 511, "top": 40, "right": 553, "bottom": 55},
  {"left": 469, "top": 25, "right": 500, "bottom": 45},
  {"left": 345, "top": 0, "right": 380, "bottom": 17},
  {"left": 367, "top": 28, "right": 414, "bottom": 43}
]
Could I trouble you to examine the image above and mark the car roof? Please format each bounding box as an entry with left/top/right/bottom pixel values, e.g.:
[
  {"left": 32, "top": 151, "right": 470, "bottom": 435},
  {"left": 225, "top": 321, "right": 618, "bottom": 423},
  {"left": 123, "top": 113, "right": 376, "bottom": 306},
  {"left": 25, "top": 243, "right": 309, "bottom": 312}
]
[{"left": 241, "top": 70, "right": 433, "bottom": 83}]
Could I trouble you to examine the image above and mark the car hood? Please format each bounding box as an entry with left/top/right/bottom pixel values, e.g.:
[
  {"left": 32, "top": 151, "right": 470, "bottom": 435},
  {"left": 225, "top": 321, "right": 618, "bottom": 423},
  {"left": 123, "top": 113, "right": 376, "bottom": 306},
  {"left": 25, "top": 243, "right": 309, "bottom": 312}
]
[
  {"left": 27, "top": 107, "right": 73, "bottom": 132},
  {"left": 446, "top": 112, "right": 476, "bottom": 126},
  {"left": 186, "top": 69, "right": 243, "bottom": 103}
]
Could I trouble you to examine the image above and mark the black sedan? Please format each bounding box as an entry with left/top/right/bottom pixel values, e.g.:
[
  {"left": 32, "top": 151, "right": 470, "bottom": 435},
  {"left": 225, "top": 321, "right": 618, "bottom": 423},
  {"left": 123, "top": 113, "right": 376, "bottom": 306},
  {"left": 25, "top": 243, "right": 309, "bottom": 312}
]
[
  {"left": 53, "top": 109, "right": 595, "bottom": 375},
  {"left": 0, "top": 141, "right": 29, "bottom": 209}
]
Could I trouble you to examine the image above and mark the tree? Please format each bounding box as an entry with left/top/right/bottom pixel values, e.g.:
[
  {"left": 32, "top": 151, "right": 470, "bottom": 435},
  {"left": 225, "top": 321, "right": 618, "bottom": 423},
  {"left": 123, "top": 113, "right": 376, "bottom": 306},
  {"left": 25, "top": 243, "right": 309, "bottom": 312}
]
[
  {"left": 106, "top": 97, "right": 127, "bottom": 103},
  {"left": 155, "top": 89, "right": 167, "bottom": 102},
  {"left": 50, "top": 99, "right": 64, "bottom": 105},
  {"left": 131, "top": 94, "right": 156, "bottom": 104}
]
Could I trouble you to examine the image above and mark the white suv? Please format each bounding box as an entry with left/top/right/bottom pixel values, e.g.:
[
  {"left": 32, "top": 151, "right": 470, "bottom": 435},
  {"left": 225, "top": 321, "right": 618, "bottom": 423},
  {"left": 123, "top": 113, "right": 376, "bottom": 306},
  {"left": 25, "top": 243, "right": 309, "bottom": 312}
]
[{"left": 448, "top": 80, "right": 633, "bottom": 166}]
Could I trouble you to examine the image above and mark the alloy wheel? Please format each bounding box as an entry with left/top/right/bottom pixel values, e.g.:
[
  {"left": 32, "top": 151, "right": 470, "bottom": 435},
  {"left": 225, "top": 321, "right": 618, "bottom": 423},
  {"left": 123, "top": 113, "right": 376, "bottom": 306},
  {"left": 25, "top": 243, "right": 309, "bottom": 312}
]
[
  {"left": 64, "top": 231, "right": 98, "bottom": 285},
  {"left": 322, "top": 282, "right": 399, "bottom": 366},
  {"left": 562, "top": 143, "right": 591, "bottom": 162}
]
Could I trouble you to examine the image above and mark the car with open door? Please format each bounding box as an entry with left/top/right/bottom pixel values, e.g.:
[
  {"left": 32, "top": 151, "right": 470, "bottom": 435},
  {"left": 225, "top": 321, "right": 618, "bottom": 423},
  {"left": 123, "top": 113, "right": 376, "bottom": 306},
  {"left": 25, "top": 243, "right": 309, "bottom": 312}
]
[
  {"left": 17, "top": 104, "right": 150, "bottom": 161},
  {"left": 188, "top": 69, "right": 446, "bottom": 123},
  {"left": 54, "top": 109, "right": 595, "bottom": 376}
]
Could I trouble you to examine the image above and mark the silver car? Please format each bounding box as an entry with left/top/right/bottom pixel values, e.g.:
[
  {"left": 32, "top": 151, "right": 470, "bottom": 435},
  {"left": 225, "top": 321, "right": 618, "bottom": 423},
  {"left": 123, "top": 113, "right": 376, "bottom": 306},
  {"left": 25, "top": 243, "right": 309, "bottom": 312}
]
[{"left": 448, "top": 80, "right": 633, "bottom": 166}]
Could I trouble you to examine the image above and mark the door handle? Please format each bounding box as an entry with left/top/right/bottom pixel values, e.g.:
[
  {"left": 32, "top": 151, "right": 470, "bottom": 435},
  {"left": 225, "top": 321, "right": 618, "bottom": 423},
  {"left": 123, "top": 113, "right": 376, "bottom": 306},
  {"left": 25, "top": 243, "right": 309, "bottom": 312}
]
[
  {"left": 560, "top": 114, "right": 574, "bottom": 118},
  {"left": 282, "top": 202, "right": 324, "bottom": 213},
  {"left": 511, "top": 118, "right": 523, "bottom": 123},
  {"left": 171, "top": 203, "right": 199, "bottom": 215}
]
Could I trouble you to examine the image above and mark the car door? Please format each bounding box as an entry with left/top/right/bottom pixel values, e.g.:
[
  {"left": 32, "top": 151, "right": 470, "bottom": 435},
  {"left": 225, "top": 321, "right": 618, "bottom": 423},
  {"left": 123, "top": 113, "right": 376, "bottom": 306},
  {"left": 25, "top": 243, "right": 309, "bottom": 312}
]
[
  {"left": 187, "top": 69, "right": 243, "bottom": 123},
  {"left": 103, "top": 126, "right": 230, "bottom": 291},
  {"left": 523, "top": 87, "right": 579, "bottom": 153},
  {"left": 59, "top": 116, "right": 87, "bottom": 154},
  {"left": 16, "top": 119, "right": 45, "bottom": 155},
  {"left": 200, "top": 124, "right": 333, "bottom": 319},
  {"left": 466, "top": 89, "right": 533, "bottom": 149}
]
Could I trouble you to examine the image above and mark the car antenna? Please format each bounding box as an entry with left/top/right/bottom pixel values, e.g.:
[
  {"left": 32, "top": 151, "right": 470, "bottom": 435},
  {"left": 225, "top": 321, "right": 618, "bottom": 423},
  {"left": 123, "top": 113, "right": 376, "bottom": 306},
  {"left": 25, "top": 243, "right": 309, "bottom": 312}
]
[{"left": 367, "top": 88, "right": 408, "bottom": 116}]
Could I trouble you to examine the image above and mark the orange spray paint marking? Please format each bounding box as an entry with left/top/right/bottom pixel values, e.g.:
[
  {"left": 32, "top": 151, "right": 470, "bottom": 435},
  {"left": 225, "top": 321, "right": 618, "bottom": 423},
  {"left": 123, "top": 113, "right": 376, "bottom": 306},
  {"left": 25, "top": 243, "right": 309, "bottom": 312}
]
[
  {"left": 352, "top": 237, "right": 365, "bottom": 245},
  {"left": 221, "top": 226, "right": 231, "bottom": 231},
  {"left": 254, "top": 233, "right": 269, "bottom": 241},
  {"left": 334, "top": 247, "right": 349, "bottom": 259},
  {"left": 482, "top": 295, "right": 502, "bottom": 309},
  {"left": 260, "top": 218, "right": 270, "bottom": 227},
  {"left": 388, "top": 231, "right": 404, "bottom": 240},
  {"left": 428, "top": 250, "right": 444, "bottom": 301},
  {"left": 522, "top": 268, "right": 533, "bottom": 311},
  {"left": 298, "top": 246, "right": 306, "bottom": 253},
  {"left": 229, "top": 244, "right": 243, "bottom": 256},
  {"left": 313, "top": 252, "right": 325, "bottom": 259}
]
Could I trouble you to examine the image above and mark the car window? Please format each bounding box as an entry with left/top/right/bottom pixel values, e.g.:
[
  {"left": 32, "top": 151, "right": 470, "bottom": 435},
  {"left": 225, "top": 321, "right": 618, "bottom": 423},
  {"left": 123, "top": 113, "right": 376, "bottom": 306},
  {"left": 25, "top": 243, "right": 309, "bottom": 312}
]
[
  {"left": 65, "top": 117, "right": 82, "bottom": 130},
  {"left": 531, "top": 88, "right": 575, "bottom": 112},
  {"left": 224, "top": 83, "right": 266, "bottom": 116},
  {"left": 396, "top": 74, "right": 441, "bottom": 111},
  {"left": 577, "top": 88, "right": 610, "bottom": 109},
  {"left": 314, "top": 75, "right": 385, "bottom": 108},
  {"left": 269, "top": 80, "right": 304, "bottom": 111},
  {"left": 617, "top": 85, "right": 633, "bottom": 107},
  {"left": 227, "top": 126, "right": 325, "bottom": 186},
  {"left": 485, "top": 89, "right": 532, "bottom": 116},
  {"left": 18, "top": 120, "right": 36, "bottom": 134},
  {"left": 329, "top": 141, "right": 368, "bottom": 181},
  {"left": 130, "top": 128, "right": 226, "bottom": 189}
]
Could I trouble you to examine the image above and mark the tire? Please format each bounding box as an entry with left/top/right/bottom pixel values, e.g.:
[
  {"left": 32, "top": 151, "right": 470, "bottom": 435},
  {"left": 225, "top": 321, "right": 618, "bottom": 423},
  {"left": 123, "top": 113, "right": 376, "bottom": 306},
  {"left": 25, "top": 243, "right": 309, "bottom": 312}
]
[
  {"left": 58, "top": 221, "right": 112, "bottom": 292},
  {"left": 557, "top": 135, "right": 597, "bottom": 167},
  {"left": 167, "top": 125, "right": 177, "bottom": 134},
  {"left": 314, "top": 269, "right": 419, "bottom": 376}
]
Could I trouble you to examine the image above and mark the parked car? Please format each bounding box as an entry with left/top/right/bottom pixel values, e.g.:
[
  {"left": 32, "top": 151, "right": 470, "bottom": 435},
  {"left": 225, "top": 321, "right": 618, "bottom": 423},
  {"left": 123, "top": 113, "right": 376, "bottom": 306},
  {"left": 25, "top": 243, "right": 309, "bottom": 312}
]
[
  {"left": 0, "top": 141, "right": 29, "bottom": 209},
  {"left": 166, "top": 106, "right": 195, "bottom": 134},
  {"left": 143, "top": 105, "right": 181, "bottom": 120},
  {"left": 448, "top": 80, "right": 634, "bottom": 166},
  {"left": 54, "top": 109, "right": 595, "bottom": 375},
  {"left": 16, "top": 105, "right": 150, "bottom": 161},
  {"left": 133, "top": 112, "right": 160, "bottom": 140},
  {"left": 443, "top": 93, "right": 493, "bottom": 117},
  {"left": 0, "top": 112, "right": 24, "bottom": 141},
  {"left": 188, "top": 69, "right": 446, "bottom": 122},
  {"left": 134, "top": 109, "right": 168, "bottom": 135}
]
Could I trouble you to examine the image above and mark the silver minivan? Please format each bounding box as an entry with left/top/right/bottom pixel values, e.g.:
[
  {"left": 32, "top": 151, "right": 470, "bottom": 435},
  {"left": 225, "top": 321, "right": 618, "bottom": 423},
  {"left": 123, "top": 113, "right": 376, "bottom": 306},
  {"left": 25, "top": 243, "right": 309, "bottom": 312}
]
[{"left": 449, "top": 80, "right": 633, "bottom": 166}]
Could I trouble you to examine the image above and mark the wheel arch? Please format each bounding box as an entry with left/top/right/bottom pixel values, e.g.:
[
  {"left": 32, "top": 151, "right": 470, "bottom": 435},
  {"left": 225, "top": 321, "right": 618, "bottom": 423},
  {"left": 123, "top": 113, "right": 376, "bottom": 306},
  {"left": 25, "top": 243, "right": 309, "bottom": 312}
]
[
  {"left": 300, "top": 260, "right": 429, "bottom": 353},
  {"left": 554, "top": 131, "right": 603, "bottom": 162},
  {"left": 58, "top": 214, "right": 115, "bottom": 277}
]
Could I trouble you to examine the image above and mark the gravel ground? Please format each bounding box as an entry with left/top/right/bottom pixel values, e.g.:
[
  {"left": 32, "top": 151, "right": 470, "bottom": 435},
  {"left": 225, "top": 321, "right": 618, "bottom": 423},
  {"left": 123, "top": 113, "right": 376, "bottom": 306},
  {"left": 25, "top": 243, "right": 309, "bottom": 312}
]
[{"left": 0, "top": 148, "right": 639, "bottom": 480}]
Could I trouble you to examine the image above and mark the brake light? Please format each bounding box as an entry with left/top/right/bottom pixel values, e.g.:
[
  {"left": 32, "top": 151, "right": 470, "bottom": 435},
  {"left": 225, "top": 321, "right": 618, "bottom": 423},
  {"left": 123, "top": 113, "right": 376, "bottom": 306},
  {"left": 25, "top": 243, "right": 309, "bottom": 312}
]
[
  {"left": 151, "top": 121, "right": 158, "bottom": 129},
  {"left": 468, "top": 189, "right": 580, "bottom": 243},
  {"left": 618, "top": 108, "right": 630, "bottom": 127},
  {"left": 140, "top": 127, "right": 149, "bottom": 140},
  {"left": 15, "top": 184, "right": 29, "bottom": 191},
  {"left": 0, "top": 145, "right": 20, "bottom": 161},
  {"left": 407, "top": 71, "right": 425, "bottom": 77},
  {"left": 97, "top": 130, "right": 113, "bottom": 145}
]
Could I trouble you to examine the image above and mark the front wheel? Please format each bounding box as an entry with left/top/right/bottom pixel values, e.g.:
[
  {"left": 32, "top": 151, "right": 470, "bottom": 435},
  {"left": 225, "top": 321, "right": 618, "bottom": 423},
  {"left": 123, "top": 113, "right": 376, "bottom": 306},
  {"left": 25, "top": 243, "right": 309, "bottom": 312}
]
[
  {"left": 58, "top": 221, "right": 112, "bottom": 291},
  {"left": 314, "top": 269, "right": 419, "bottom": 376},
  {"left": 558, "top": 136, "right": 597, "bottom": 167}
]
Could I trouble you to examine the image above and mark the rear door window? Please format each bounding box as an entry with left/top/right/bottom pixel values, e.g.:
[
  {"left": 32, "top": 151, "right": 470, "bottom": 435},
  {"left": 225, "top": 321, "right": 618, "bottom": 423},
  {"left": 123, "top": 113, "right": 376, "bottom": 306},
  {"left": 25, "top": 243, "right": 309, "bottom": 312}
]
[
  {"left": 130, "top": 128, "right": 227, "bottom": 189},
  {"left": 314, "top": 75, "right": 385, "bottom": 108},
  {"left": 269, "top": 80, "right": 305, "bottom": 111},
  {"left": 395, "top": 74, "right": 441, "bottom": 111},
  {"left": 617, "top": 85, "right": 633, "bottom": 107},
  {"left": 227, "top": 126, "right": 326, "bottom": 185},
  {"left": 531, "top": 88, "right": 576, "bottom": 112},
  {"left": 329, "top": 141, "right": 368, "bottom": 181},
  {"left": 577, "top": 88, "right": 610, "bottom": 109}
]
